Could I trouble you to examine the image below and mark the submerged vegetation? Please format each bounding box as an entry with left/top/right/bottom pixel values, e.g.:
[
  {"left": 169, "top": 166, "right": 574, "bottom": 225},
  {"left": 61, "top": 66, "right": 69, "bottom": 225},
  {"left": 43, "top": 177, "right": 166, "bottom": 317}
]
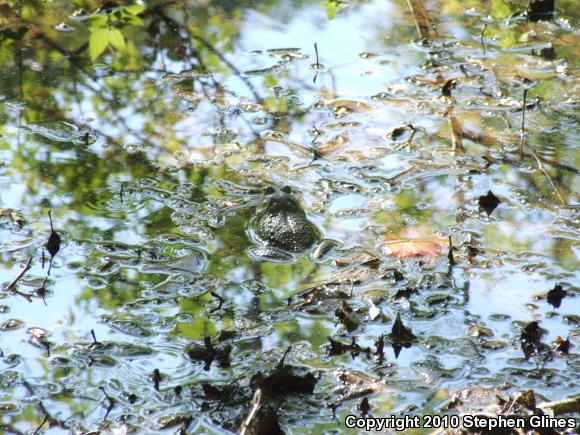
[{"left": 0, "top": 0, "right": 578, "bottom": 433}]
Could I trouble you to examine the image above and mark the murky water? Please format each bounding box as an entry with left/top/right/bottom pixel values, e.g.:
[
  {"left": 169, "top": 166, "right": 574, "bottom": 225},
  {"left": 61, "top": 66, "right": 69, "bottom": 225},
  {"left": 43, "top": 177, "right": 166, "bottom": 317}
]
[{"left": 0, "top": 1, "right": 578, "bottom": 433}]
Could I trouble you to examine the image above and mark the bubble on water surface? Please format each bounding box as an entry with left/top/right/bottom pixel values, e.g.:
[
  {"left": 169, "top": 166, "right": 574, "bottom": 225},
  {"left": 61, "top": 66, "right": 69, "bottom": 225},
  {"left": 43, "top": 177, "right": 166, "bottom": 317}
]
[
  {"left": 0, "top": 403, "right": 19, "bottom": 415},
  {"left": 24, "top": 122, "right": 89, "bottom": 143},
  {"left": 55, "top": 22, "right": 75, "bottom": 32},
  {"left": 68, "top": 9, "right": 89, "bottom": 20},
  {"left": 0, "top": 319, "right": 24, "bottom": 331}
]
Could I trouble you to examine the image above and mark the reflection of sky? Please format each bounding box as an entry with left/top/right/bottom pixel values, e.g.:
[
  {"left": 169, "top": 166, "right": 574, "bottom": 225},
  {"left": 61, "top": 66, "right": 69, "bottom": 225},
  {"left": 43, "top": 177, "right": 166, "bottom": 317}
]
[{"left": 238, "top": 1, "right": 403, "bottom": 98}]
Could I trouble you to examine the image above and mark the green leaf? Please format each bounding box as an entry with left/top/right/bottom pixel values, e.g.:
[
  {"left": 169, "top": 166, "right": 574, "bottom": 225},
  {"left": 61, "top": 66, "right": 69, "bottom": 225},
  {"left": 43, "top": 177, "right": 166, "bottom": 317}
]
[
  {"left": 89, "top": 15, "right": 108, "bottom": 28},
  {"left": 491, "top": 0, "right": 513, "bottom": 18},
  {"left": 89, "top": 27, "right": 111, "bottom": 60},
  {"left": 124, "top": 5, "right": 145, "bottom": 16},
  {"left": 322, "top": 0, "right": 338, "bottom": 20},
  {"left": 109, "top": 28, "right": 126, "bottom": 51}
]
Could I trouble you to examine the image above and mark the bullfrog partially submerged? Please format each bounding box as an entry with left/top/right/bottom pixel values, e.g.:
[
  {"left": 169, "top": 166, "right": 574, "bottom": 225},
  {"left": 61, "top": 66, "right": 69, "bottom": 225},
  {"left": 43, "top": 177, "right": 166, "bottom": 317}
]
[{"left": 249, "top": 186, "right": 331, "bottom": 261}]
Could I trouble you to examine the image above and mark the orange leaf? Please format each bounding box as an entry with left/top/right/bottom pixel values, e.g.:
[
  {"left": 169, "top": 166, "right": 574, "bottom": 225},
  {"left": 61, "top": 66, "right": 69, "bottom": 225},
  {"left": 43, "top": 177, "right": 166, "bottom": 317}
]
[{"left": 382, "top": 240, "right": 443, "bottom": 258}]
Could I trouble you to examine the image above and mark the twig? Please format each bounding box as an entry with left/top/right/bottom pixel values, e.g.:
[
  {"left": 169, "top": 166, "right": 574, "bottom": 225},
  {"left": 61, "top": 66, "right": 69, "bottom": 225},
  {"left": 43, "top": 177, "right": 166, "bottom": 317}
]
[
  {"left": 448, "top": 235, "right": 455, "bottom": 267},
  {"left": 239, "top": 388, "right": 263, "bottom": 435},
  {"left": 7, "top": 258, "right": 32, "bottom": 290},
  {"left": 192, "top": 33, "right": 264, "bottom": 104},
  {"left": 91, "top": 329, "right": 99, "bottom": 344},
  {"left": 1, "top": 425, "right": 24, "bottom": 435},
  {"left": 538, "top": 395, "right": 580, "bottom": 416},
  {"left": 519, "top": 88, "right": 528, "bottom": 159},
  {"left": 209, "top": 291, "right": 224, "bottom": 313},
  {"left": 22, "top": 381, "right": 67, "bottom": 431},
  {"left": 447, "top": 108, "right": 464, "bottom": 152},
  {"left": 99, "top": 386, "right": 116, "bottom": 420},
  {"left": 314, "top": 42, "right": 320, "bottom": 67},
  {"left": 405, "top": 0, "right": 433, "bottom": 40},
  {"left": 32, "top": 415, "right": 48, "bottom": 435},
  {"left": 277, "top": 345, "right": 292, "bottom": 367},
  {"left": 530, "top": 150, "right": 566, "bottom": 206},
  {"left": 313, "top": 42, "right": 321, "bottom": 83},
  {"left": 480, "top": 23, "right": 488, "bottom": 55}
]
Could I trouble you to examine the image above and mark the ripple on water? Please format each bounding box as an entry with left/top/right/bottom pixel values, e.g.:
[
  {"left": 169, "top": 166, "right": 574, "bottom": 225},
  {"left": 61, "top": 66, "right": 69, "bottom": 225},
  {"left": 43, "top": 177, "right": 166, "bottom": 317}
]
[{"left": 81, "top": 185, "right": 146, "bottom": 217}]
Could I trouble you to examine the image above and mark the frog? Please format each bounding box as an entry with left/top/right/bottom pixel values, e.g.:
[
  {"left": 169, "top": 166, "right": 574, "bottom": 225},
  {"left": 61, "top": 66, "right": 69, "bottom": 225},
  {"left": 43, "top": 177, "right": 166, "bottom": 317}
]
[{"left": 248, "top": 186, "right": 335, "bottom": 261}]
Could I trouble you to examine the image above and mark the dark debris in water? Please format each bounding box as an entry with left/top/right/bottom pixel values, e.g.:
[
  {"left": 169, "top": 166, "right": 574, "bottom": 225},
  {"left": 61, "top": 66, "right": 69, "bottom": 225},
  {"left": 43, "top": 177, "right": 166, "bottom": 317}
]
[
  {"left": 45, "top": 210, "right": 61, "bottom": 275},
  {"left": 478, "top": 190, "right": 501, "bottom": 217},
  {"left": 327, "top": 336, "right": 371, "bottom": 358},
  {"left": 390, "top": 312, "right": 417, "bottom": 344},
  {"left": 186, "top": 336, "right": 232, "bottom": 371},
  {"left": 546, "top": 284, "right": 567, "bottom": 309},
  {"left": 250, "top": 365, "right": 317, "bottom": 397}
]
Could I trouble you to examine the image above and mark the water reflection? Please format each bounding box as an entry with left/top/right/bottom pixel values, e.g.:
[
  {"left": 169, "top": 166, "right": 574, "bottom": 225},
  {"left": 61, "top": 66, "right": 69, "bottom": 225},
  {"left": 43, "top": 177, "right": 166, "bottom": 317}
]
[{"left": 0, "top": 0, "right": 578, "bottom": 432}]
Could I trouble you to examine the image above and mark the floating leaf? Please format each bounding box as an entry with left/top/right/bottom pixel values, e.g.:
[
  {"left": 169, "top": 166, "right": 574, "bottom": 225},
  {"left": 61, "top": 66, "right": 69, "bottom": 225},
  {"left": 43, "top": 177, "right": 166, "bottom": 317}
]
[
  {"left": 388, "top": 124, "right": 415, "bottom": 142},
  {"left": 519, "top": 321, "right": 544, "bottom": 359},
  {"left": 478, "top": 190, "right": 501, "bottom": 216},
  {"left": 251, "top": 365, "right": 317, "bottom": 396},
  {"left": 329, "top": 99, "right": 372, "bottom": 115},
  {"left": 546, "top": 284, "right": 566, "bottom": 308},
  {"left": 335, "top": 301, "right": 361, "bottom": 332},
  {"left": 390, "top": 312, "right": 416, "bottom": 343},
  {"left": 327, "top": 336, "right": 370, "bottom": 357},
  {"left": 359, "top": 397, "right": 371, "bottom": 417},
  {"left": 555, "top": 336, "right": 570, "bottom": 354},
  {"left": 333, "top": 369, "right": 383, "bottom": 402},
  {"left": 442, "top": 79, "right": 457, "bottom": 97},
  {"left": 186, "top": 336, "right": 231, "bottom": 371},
  {"left": 45, "top": 211, "right": 61, "bottom": 275},
  {"left": 152, "top": 368, "right": 162, "bottom": 391},
  {"left": 382, "top": 240, "right": 443, "bottom": 258}
]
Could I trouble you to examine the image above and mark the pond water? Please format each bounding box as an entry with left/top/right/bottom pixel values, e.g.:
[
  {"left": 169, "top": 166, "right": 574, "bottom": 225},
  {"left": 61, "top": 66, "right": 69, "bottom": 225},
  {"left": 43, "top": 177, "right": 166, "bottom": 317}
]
[{"left": 0, "top": 0, "right": 578, "bottom": 433}]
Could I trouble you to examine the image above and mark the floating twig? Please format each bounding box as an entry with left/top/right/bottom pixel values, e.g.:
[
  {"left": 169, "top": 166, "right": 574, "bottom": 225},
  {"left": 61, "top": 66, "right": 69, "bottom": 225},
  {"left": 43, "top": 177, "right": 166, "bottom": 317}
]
[
  {"left": 32, "top": 415, "right": 48, "bottom": 435},
  {"left": 91, "top": 329, "right": 99, "bottom": 344},
  {"left": 519, "top": 88, "right": 528, "bottom": 159},
  {"left": 531, "top": 150, "right": 566, "bottom": 206},
  {"left": 99, "top": 386, "right": 116, "bottom": 420},
  {"left": 46, "top": 210, "right": 62, "bottom": 276},
  {"left": 239, "top": 388, "right": 263, "bottom": 435},
  {"left": 209, "top": 291, "right": 224, "bottom": 313},
  {"left": 7, "top": 257, "right": 32, "bottom": 290},
  {"left": 405, "top": 0, "right": 432, "bottom": 40},
  {"left": 538, "top": 395, "right": 580, "bottom": 416},
  {"left": 152, "top": 368, "right": 162, "bottom": 391},
  {"left": 36, "top": 278, "right": 48, "bottom": 306},
  {"left": 448, "top": 235, "right": 455, "bottom": 267},
  {"left": 480, "top": 23, "right": 488, "bottom": 55},
  {"left": 313, "top": 42, "right": 321, "bottom": 83},
  {"left": 22, "top": 380, "right": 67, "bottom": 431},
  {"left": 278, "top": 345, "right": 293, "bottom": 367},
  {"left": 447, "top": 108, "right": 464, "bottom": 152}
]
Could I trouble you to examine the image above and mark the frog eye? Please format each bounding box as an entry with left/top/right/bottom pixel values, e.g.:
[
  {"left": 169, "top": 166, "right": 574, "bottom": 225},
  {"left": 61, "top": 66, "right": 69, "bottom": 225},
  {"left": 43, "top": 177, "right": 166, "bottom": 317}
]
[
  {"left": 281, "top": 186, "right": 292, "bottom": 194},
  {"left": 264, "top": 186, "right": 275, "bottom": 195}
]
